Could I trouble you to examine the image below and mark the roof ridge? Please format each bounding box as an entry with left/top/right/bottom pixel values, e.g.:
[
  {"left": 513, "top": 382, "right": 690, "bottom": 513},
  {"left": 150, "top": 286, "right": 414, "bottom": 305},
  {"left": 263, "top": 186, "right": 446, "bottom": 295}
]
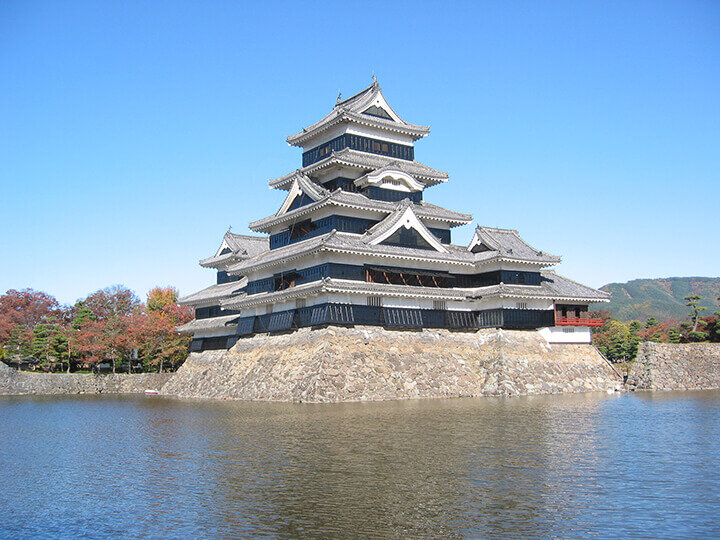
[
  {"left": 226, "top": 232, "right": 268, "bottom": 241},
  {"left": 335, "top": 81, "right": 378, "bottom": 108},
  {"left": 476, "top": 225, "right": 519, "bottom": 234}
]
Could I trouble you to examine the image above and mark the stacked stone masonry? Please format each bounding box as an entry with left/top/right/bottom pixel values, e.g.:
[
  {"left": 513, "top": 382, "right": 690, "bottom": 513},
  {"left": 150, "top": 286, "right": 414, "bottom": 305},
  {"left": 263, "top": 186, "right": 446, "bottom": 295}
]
[
  {"left": 160, "top": 327, "right": 622, "bottom": 402},
  {"left": 0, "top": 362, "right": 171, "bottom": 396},
  {"left": 627, "top": 342, "right": 720, "bottom": 391}
]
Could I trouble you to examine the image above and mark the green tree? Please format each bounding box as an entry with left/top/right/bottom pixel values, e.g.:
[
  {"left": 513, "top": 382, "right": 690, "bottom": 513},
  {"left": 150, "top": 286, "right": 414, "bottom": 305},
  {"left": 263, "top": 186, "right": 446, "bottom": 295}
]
[
  {"left": 684, "top": 294, "right": 707, "bottom": 333},
  {"left": 645, "top": 317, "right": 658, "bottom": 328},
  {"left": 32, "top": 318, "right": 67, "bottom": 370},
  {"left": 668, "top": 327, "right": 681, "bottom": 343}
]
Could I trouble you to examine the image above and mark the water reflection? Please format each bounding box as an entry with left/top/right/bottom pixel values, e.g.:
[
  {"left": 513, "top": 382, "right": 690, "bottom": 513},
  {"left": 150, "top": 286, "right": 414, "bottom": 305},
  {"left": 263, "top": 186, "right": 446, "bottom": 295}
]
[{"left": 1, "top": 392, "right": 719, "bottom": 538}]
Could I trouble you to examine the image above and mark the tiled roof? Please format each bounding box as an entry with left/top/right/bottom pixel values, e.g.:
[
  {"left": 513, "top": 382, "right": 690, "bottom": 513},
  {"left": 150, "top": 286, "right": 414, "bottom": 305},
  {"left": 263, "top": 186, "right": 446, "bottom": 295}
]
[
  {"left": 269, "top": 149, "right": 448, "bottom": 190},
  {"left": 228, "top": 227, "right": 557, "bottom": 276},
  {"left": 537, "top": 271, "right": 610, "bottom": 301},
  {"left": 176, "top": 313, "right": 241, "bottom": 334},
  {"left": 222, "top": 272, "right": 608, "bottom": 309},
  {"left": 177, "top": 278, "right": 248, "bottom": 306},
  {"left": 250, "top": 190, "right": 471, "bottom": 232},
  {"left": 199, "top": 232, "right": 270, "bottom": 268},
  {"left": 223, "top": 278, "right": 467, "bottom": 308},
  {"left": 286, "top": 81, "right": 430, "bottom": 146},
  {"left": 469, "top": 226, "right": 561, "bottom": 264}
]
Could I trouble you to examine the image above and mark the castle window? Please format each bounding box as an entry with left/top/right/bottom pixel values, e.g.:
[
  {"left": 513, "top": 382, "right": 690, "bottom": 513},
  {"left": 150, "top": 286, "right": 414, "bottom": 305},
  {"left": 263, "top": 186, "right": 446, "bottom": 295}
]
[
  {"left": 516, "top": 302, "right": 528, "bottom": 309},
  {"left": 367, "top": 296, "right": 383, "bottom": 307},
  {"left": 433, "top": 300, "right": 447, "bottom": 310},
  {"left": 290, "top": 219, "right": 314, "bottom": 240},
  {"left": 296, "top": 298, "right": 306, "bottom": 309},
  {"left": 274, "top": 272, "right": 298, "bottom": 291}
]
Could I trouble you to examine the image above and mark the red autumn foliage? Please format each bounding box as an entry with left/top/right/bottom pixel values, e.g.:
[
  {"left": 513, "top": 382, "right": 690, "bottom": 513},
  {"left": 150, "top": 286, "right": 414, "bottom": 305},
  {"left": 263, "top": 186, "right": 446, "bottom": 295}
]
[
  {"left": 1, "top": 285, "right": 194, "bottom": 372},
  {"left": 0, "top": 289, "right": 61, "bottom": 341}
]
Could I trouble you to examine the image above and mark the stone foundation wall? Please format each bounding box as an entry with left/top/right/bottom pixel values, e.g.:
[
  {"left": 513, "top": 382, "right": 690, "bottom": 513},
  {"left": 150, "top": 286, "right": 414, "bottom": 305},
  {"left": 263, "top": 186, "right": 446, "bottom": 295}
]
[
  {"left": 627, "top": 342, "right": 720, "bottom": 391},
  {"left": 161, "top": 326, "right": 622, "bottom": 402},
  {"left": 0, "top": 362, "right": 171, "bottom": 396}
]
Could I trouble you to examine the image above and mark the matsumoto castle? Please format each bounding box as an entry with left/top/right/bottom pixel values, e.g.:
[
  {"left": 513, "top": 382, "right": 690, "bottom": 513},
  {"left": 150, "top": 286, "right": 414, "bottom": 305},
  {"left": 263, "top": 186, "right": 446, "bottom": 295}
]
[{"left": 178, "top": 80, "right": 608, "bottom": 351}]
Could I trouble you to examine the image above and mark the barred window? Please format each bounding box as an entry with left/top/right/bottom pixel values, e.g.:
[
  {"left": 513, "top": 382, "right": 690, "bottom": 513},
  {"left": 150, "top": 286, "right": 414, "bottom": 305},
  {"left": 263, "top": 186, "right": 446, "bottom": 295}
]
[
  {"left": 433, "top": 300, "right": 447, "bottom": 310},
  {"left": 296, "top": 298, "right": 306, "bottom": 309},
  {"left": 367, "top": 296, "right": 383, "bottom": 307},
  {"left": 516, "top": 302, "right": 528, "bottom": 310}
]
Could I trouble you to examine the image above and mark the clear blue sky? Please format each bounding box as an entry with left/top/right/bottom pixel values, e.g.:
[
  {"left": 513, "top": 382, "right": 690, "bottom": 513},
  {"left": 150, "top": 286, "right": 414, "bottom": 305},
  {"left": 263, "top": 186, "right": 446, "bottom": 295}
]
[{"left": 1, "top": 1, "right": 718, "bottom": 305}]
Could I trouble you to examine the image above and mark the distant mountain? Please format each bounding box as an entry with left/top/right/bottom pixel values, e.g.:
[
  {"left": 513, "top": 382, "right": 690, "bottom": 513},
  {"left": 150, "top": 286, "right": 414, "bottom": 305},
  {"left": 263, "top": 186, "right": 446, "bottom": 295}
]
[{"left": 592, "top": 277, "right": 720, "bottom": 322}]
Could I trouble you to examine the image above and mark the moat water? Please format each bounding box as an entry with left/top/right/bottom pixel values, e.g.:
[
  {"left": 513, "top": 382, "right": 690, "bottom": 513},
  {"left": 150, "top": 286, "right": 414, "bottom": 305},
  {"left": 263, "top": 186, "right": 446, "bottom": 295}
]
[{"left": 1, "top": 391, "right": 719, "bottom": 538}]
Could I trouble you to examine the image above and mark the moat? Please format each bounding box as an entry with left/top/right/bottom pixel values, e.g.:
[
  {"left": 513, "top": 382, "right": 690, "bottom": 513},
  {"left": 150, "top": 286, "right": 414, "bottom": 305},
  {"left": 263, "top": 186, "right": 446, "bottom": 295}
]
[{"left": 2, "top": 391, "right": 719, "bottom": 538}]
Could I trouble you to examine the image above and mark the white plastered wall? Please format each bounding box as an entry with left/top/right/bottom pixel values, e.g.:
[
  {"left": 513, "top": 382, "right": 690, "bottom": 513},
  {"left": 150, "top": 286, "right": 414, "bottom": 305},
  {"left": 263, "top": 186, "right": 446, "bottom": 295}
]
[{"left": 538, "top": 326, "right": 592, "bottom": 344}]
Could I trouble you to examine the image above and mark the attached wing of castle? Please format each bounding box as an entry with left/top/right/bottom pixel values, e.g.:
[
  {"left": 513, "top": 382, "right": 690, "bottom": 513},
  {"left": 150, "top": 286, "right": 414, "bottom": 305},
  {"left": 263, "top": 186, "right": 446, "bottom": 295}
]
[{"left": 177, "top": 80, "right": 609, "bottom": 351}]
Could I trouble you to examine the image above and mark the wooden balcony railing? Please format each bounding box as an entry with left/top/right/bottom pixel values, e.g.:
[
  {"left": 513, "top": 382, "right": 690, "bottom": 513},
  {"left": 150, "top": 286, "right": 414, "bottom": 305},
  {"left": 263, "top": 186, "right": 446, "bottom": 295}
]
[{"left": 555, "top": 317, "right": 604, "bottom": 327}]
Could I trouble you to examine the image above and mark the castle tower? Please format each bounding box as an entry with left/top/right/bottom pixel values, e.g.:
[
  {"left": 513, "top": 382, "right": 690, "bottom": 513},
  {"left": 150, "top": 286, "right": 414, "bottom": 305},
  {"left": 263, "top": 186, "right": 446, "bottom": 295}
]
[{"left": 178, "top": 80, "right": 608, "bottom": 350}]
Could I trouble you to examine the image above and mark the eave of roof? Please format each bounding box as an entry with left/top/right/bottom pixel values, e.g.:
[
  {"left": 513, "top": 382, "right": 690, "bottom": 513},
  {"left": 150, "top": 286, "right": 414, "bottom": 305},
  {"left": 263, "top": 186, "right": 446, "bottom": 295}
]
[
  {"left": 227, "top": 231, "right": 556, "bottom": 277},
  {"left": 176, "top": 313, "right": 242, "bottom": 334},
  {"left": 250, "top": 192, "right": 471, "bottom": 232},
  {"left": 268, "top": 149, "right": 449, "bottom": 190},
  {"left": 177, "top": 278, "right": 248, "bottom": 307},
  {"left": 222, "top": 272, "right": 609, "bottom": 309}
]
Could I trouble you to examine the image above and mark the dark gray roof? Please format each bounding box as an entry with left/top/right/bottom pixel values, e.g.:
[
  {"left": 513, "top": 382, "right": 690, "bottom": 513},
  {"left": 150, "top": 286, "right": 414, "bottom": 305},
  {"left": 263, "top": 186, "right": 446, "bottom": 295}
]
[
  {"left": 223, "top": 272, "right": 608, "bottom": 309},
  {"left": 469, "top": 226, "right": 561, "bottom": 264},
  {"left": 286, "top": 81, "right": 430, "bottom": 146},
  {"left": 536, "top": 271, "right": 610, "bottom": 301},
  {"left": 178, "top": 278, "right": 248, "bottom": 306},
  {"left": 228, "top": 228, "right": 557, "bottom": 276},
  {"left": 200, "top": 232, "right": 270, "bottom": 268},
  {"left": 269, "top": 149, "right": 448, "bottom": 190},
  {"left": 176, "top": 313, "right": 242, "bottom": 334},
  {"left": 250, "top": 190, "right": 471, "bottom": 232}
]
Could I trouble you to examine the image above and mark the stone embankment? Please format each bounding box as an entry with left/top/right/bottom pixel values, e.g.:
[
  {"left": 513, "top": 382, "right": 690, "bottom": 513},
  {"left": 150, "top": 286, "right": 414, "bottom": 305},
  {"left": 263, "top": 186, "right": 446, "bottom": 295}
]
[
  {"left": 0, "top": 362, "right": 170, "bottom": 396},
  {"left": 627, "top": 342, "right": 720, "bottom": 391},
  {"left": 161, "top": 326, "right": 622, "bottom": 402}
]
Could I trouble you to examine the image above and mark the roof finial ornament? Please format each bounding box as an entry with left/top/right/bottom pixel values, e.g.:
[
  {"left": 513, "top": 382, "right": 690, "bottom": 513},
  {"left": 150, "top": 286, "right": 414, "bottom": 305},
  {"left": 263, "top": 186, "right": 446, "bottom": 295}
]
[
  {"left": 336, "top": 91, "right": 342, "bottom": 103},
  {"left": 371, "top": 71, "right": 377, "bottom": 85}
]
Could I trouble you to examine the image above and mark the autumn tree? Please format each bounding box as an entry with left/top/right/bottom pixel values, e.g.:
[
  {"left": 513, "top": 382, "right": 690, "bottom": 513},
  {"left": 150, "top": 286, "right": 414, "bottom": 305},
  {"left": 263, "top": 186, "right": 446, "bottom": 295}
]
[
  {"left": 138, "top": 287, "right": 193, "bottom": 372},
  {"left": 0, "top": 289, "right": 63, "bottom": 363},
  {"left": 83, "top": 285, "right": 141, "bottom": 320}
]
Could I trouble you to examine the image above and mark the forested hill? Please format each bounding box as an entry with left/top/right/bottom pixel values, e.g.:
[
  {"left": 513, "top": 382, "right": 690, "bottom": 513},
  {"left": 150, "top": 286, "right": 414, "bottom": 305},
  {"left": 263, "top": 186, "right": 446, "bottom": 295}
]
[{"left": 592, "top": 277, "right": 720, "bottom": 321}]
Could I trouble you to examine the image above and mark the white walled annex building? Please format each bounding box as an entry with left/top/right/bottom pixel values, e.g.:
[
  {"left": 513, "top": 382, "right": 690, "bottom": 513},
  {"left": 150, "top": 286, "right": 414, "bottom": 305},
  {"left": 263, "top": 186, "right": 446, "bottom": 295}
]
[{"left": 178, "top": 80, "right": 609, "bottom": 351}]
